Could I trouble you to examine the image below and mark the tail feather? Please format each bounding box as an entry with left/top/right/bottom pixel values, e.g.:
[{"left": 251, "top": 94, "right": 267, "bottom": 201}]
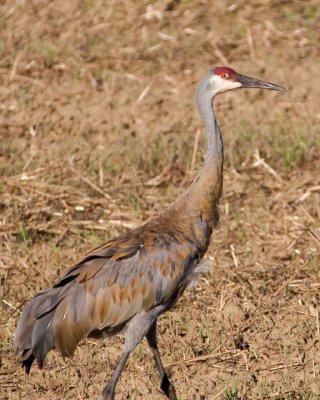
[
  {"left": 14, "top": 285, "right": 74, "bottom": 372},
  {"left": 21, "top": 349, "right": 35, "bottom": 374},
  {"left": 32, "top": 312, "right": 55, "bottom": 368},
  {"left": 14, "top": 280, "right": 95, "bottom": 373},
  {"left": 52, "top": 298, "right": 78, "bottom": 357}
]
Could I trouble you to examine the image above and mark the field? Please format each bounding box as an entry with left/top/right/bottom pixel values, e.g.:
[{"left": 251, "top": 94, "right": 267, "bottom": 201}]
[{"left": 1, "top": 0, "right": 320, "bottom": 399}]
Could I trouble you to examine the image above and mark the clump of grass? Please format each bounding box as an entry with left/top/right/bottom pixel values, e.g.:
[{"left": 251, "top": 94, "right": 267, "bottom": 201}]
[
  {"left": 225, "top": 381, "right": 240, "bottom": 400},
  {"left": 233, "top": 211, "right": 247, "bottom": 245},
  {"left": 103, "top": 156, "right": 120, "bottom": 177},
  {"left": 256, "top": 380, "right": 271, "bottom": 400},
  {"left": 139, "top": 132, "right": 184, "bottom": 175},
  {"left": 268, "top": 127, "right": 311, "bottom": 170},
  {"left": 224, "top": 119, "right": 256, "bottom": 168},
  {"left": 303, "top": 4, "right": 317, "bottom": 22},
  {"left": 38, "top": 41, "right": 60, "bottom": 67},
  {"left": 16, "top": 225, "right": 55, "bottom": 245},
  {"left": 84, "top": 35, "right": 101, "bottom": 55},
  {"left": 86, "top": 131, "right": 193, "bottom": 185},
  {"left": 17, "top": 223, "right": 30, "bottom": 243},
  {"left": 81, "top": 230, "right": 103, "bottom": 249},
  {"left": 224, "top": 118, "right": 319, "bottom": 171},
  {"left": 128, "top": 194, "right": 145, "bottom": 212}
]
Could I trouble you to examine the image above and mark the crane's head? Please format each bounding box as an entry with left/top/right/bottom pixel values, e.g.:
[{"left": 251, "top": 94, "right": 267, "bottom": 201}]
[{"left": 200, "top": 66, "right": 285, "bottom": 98}]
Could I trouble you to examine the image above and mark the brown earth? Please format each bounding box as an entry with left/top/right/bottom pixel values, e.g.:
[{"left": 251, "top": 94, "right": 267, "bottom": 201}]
[{"left": 1, "top": 1, "right": 320, "bottom": 399}]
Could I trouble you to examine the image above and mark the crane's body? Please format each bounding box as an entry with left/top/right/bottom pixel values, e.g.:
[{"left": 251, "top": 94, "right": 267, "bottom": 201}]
[{"left": 14, "top": 67, "right": 284, "bottom": 399}]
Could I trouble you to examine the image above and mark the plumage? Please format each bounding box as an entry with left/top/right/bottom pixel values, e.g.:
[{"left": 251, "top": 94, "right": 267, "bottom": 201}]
[{"left": 14, "top": 66, "right": 284, "bottom": 399}]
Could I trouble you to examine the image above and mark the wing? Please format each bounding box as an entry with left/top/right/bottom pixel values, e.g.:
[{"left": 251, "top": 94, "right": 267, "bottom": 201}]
[
  {"left": 57, "top": 220, "right": 198, "bottom": 331},
  {"left": 14, "top": 216, "right": 200, "bottom": 370}
]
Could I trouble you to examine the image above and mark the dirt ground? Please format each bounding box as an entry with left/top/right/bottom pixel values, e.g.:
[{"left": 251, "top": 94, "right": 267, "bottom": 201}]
[{"left": 1, "top": 0, "right": 320, "bottom": 399}]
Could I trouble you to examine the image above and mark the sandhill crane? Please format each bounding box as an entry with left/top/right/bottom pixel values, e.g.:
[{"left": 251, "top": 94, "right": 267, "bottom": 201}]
[{"left": 14, "top": 66, "right": 284, "bottom": 399}]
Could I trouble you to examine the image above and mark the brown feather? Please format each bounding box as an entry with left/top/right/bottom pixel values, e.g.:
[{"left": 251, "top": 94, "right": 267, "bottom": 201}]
[{"left": 14, "top": 215, "right": 209, "bottom": 373}]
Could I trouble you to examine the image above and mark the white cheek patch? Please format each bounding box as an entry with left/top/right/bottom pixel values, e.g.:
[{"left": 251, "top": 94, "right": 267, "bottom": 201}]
[{"left": 209, "top": 75, "right": 241, "bottom": 93}]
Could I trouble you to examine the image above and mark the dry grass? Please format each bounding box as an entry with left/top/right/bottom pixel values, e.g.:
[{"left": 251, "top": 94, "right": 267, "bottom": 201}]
[{"left": 1, "top": 0, "right": 320, "bottom": 399}]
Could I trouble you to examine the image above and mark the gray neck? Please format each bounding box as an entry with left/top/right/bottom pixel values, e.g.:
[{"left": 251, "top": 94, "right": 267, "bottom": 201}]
[
  {"left": 196, "top": 85, "right": 223, "bottom": 166},
  {"left": 196, "top": 82, "right": 223, "bottom": 164},
  {"left": 166, "top": 76, "right": 224, "bottom": 233}
]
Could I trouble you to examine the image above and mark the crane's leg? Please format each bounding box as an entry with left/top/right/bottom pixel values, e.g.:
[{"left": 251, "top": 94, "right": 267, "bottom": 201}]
[
  {"left": 146, "top": 320, "right": 177, "bottom": 400},
  {"left": 102, "top": 351, "right": 130, "bottom": 400},
  {"left": 102, "top": 310, "right": 162, "bottom": 399}
]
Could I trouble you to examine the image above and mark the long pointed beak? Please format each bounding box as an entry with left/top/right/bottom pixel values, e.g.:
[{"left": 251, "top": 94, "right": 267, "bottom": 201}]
[{"left": 236, "top": 74, "right": 286, "bottom": 92}]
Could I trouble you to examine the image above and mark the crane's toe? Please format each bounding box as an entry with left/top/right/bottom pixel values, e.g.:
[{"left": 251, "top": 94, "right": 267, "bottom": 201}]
[
  {"left": 161, "top": 374, "right": 177, "bottom": 400},
  {"left": 102, "top": 385, "right": 115, "bottom": 400}
]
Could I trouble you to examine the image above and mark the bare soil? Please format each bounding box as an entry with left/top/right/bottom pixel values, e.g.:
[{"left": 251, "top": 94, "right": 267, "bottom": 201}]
[{"left": 1, "top": 1, "right": 320, "bottom": 399}]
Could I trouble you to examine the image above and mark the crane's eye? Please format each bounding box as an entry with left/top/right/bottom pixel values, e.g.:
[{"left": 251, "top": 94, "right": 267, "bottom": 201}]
[{"left": 214, "top": 67, "right": 237, "bottom": 80}]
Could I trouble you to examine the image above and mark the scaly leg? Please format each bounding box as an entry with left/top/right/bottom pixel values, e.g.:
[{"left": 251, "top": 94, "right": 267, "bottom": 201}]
[
  {"left": 102, "top": 351, "right": 129, "bottom": 400},
  {"left": 102, "top": 310, "right": 163, "bottom": 399},
  {"left": 146, "top": 320, "right": 177, "bottom": 400}
]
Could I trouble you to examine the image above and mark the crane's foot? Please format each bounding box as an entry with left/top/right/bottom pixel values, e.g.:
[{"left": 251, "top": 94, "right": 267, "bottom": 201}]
[
  {"left": 160, "top": 374, "right": 177, "bottom": 400},
  {"left": 102, "top": 384, "right": 115, "bottom": 400}
]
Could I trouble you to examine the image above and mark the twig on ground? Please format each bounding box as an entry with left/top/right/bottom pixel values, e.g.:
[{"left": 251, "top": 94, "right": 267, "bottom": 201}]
[
  {"left": 134, "top": 82, "right": 152, "bottom": 107},
  {"left": 230, "top": 244, "right": 239, "bottom": 268},
  {"left": 267, "top": 362, "right": 300, "bottom": 371},
  {"left": 8, "top": 51, "right": 23, "bottom": 82},
  {"left": 69, "top": 164, "right": 112, "bottom": 200},
  {"left": 212, "top": 384, "right": 231, "bottom": 400},
  {"left": 252, "top": 148, "right": 283, "bottom": 182},
  {"left": 273, "top": 273, "right": 298, "bottom": 297},
  {"left": 164, "top": 349, "right": 241, "bottom": 368},
  {"left": 296, "top": 185, "right": 320, "bottom": 203}
]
